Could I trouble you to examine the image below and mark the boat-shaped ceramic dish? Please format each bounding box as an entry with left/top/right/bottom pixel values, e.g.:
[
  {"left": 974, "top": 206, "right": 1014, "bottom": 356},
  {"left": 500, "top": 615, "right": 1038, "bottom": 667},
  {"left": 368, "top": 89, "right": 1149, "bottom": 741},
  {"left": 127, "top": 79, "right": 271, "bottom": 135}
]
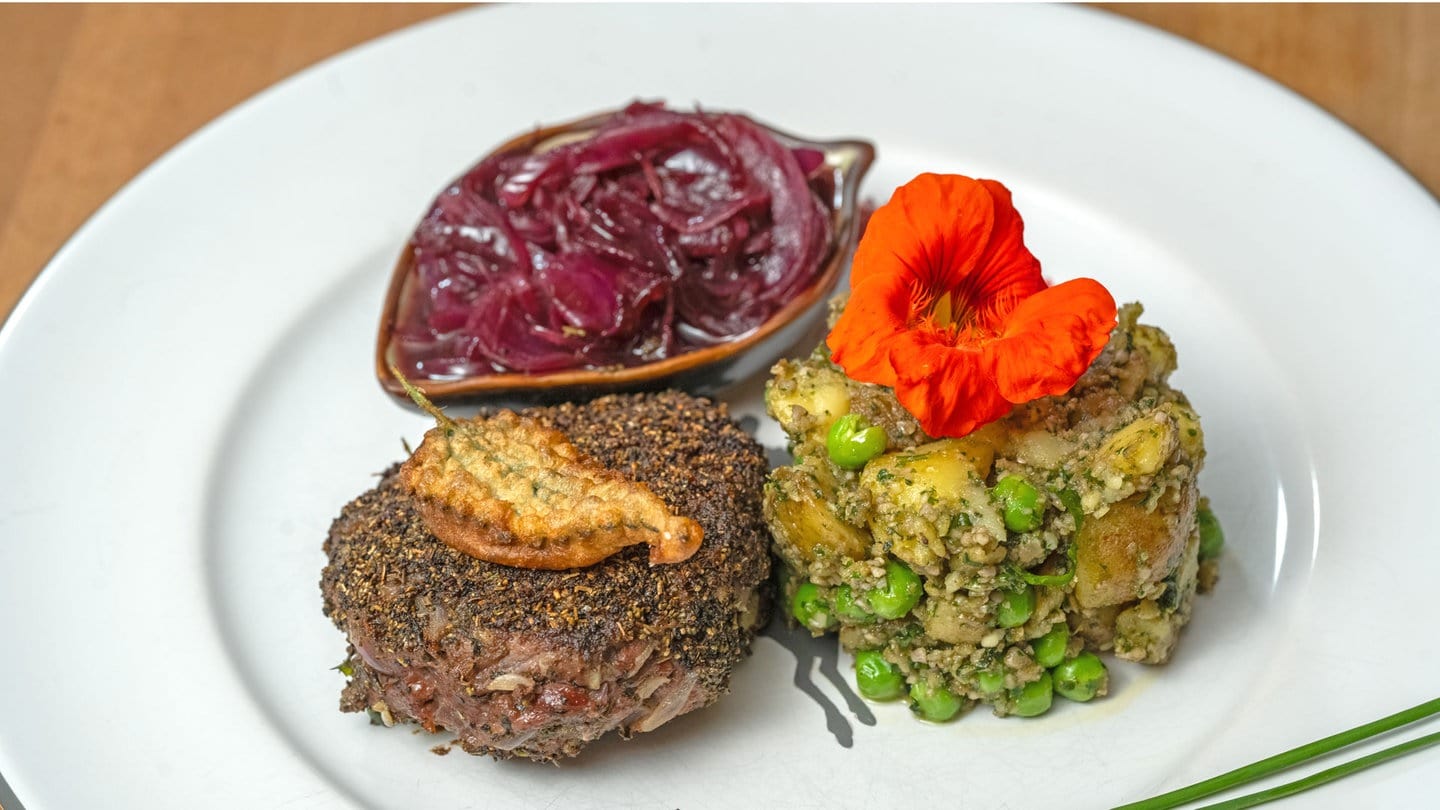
[{"left": 374, "top": 107, "right": 875, "bottom": 404}]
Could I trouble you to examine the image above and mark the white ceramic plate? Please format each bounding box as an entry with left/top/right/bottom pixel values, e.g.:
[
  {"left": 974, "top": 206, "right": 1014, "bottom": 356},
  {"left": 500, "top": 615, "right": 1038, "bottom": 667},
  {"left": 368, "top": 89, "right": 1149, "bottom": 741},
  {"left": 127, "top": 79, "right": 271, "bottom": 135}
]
[{"left": 2, "top": 5, "right": 1438, "bottom": 808}]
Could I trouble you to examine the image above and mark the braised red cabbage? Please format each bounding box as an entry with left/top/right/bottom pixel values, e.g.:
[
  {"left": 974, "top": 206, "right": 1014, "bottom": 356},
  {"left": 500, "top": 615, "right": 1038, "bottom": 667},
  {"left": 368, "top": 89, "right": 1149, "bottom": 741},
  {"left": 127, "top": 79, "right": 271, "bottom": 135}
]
[{"left": 392, "top": 102, "right": 834, "bottom": 379}]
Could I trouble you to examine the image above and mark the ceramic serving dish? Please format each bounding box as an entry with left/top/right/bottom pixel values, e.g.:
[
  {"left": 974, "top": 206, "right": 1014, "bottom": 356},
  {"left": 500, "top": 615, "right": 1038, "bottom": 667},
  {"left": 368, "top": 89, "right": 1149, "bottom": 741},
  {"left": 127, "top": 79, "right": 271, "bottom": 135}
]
[{"left": 374, "top": 107, "right": 875, "bottom": 404}]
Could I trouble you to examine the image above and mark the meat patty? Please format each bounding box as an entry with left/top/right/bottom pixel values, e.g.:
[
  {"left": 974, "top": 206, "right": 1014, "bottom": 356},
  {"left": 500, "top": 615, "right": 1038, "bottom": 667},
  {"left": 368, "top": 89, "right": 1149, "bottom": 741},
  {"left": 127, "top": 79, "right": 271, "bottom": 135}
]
[{"left": 320, "top": 391, "right": 772, "bottom": 761}]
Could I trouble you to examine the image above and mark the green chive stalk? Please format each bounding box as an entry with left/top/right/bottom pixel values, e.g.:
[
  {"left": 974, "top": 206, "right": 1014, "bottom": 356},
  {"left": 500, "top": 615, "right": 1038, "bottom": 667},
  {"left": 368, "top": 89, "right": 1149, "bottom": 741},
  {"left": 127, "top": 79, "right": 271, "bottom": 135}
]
[{"left": 1114, "top": 697, "right": 1440, "bottom": 810}]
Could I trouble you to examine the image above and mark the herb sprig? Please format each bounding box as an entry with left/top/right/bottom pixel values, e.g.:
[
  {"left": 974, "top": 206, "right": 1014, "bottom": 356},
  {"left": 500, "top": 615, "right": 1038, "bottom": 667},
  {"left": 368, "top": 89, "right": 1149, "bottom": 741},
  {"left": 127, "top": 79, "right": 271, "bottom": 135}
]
[{"left": 1115, "top": 697, "right": 1440, "bottom": 809}]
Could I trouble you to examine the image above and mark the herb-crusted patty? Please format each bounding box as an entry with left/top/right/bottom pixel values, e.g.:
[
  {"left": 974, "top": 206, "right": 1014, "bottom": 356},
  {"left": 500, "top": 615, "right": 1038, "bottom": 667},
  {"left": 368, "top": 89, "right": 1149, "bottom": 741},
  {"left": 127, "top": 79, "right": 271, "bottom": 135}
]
[{"left": 321, "top": 391, "right": 771, "bottom": 761}]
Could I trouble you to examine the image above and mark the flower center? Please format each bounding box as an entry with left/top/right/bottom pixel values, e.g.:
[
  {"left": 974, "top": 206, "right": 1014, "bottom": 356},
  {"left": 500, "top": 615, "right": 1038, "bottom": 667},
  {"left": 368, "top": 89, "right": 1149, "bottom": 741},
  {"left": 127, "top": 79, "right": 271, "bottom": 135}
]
[
  {"left": 925, "top": 290, "right": 994, "bottom": 342},
  {"left": 929, "top": 291, "right": 959, "bottom": 328}
]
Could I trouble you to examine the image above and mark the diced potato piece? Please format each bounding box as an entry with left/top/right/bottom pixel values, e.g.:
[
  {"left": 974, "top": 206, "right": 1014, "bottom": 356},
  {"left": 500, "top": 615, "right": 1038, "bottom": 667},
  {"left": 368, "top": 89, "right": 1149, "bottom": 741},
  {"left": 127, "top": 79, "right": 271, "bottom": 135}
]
[
  {"left": 1161, "top": 401, "right": 1204, "bottom": 460},
  {"left": 862, "top": 441, "right": 982, "bottom": 508},
  {"left": 1096, "top": 413, "right": 1178, "bottom": 482},
  {"left": 1131, "top": 324, "right": 1177, "bottom": 380},
  {"left": 765, "top": 361, "right": 851, "bottom": 439},
  {"left": 957, "top": 423, "right": 1007, "bottom": 472},
  {"left": 764, "top": 465, "right": 870, "bottom": 563},
  {"left": 1166, "top": 524, "right": 1202, "bottom": 613},
  {"left": 1009, "top": 430, "right": 1077, "bottom": 470},
  {"left": 1073, "top": 492, "right": 1191, "bottom": 609},
  {"left": 1070, "top": 604, "right": 1121, "bottom": 652},
  {"left": 861, "top": 439, "right": 1004, "bottom": 569},
  {"left": 1114, "top": 599, "right": 1180, "bottom": 663},
  {"left": 923, "top": 596, "right": 987, "bottom": 645}
]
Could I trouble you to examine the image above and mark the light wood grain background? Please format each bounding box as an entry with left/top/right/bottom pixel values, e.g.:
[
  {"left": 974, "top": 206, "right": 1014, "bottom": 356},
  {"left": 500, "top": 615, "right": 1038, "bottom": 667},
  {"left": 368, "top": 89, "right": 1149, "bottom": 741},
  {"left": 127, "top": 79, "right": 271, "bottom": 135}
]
[{"left": 1, "top": 3, "right": 1437, "bottom": 323}]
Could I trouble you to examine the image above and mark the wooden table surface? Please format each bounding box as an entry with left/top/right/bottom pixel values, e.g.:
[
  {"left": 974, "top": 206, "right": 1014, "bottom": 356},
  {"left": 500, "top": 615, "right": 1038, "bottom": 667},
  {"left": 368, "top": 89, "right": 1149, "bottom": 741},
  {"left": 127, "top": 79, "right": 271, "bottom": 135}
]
[{"left": 1, "top": 3, "right": 1437, "bottom": 324}]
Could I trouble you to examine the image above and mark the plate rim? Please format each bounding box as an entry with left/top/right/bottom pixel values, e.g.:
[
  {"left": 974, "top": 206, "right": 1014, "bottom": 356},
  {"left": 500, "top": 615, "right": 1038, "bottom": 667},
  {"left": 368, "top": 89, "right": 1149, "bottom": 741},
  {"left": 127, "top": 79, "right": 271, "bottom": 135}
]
[{"left": 2, "top": 5, "right": 1438, "bottom": 808}]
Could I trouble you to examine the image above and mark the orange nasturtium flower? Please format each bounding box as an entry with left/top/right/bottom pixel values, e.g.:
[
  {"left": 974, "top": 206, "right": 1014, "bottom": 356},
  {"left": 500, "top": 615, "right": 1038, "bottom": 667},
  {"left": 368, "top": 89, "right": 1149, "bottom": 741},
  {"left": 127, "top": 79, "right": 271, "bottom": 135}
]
[{"left": 828, "top": 173, "right": 1117, "bottom": 438}]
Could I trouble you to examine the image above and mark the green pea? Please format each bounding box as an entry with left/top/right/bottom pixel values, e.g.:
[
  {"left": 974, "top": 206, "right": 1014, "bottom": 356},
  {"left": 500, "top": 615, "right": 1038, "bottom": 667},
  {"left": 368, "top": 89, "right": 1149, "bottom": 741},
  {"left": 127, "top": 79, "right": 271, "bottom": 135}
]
[
  {"left": 1197, "top": 505, "right": 1225, "bottom": 560},
  {"left": 854, "top": 650, "right": 905, "bottom": 701},
  {"left": 909, "top": 680, "right": 963, "bottom": 722},
  {"left": 826, "top": 414, "right": 888, "bottom": 470},
  {"left": 976, "top": 669, "right": 1006, "bottom": 695},
  {"left": 868, "top": 559, "right": 923, "bottom": 619},
  {"left": 834, "top": 585, "right": 875, "bottom": 623},
  {"left": 995, "top": 585, "right": 1035, "bottom": 628},
  {"left": 992, "top": 475, "right": 1044, "bottom": 533},
  {"left": 1011, "top": 671, "right": 1053, "bottom": 717},
  {"left": 1032, "top": 623, "right": 1070, "bottom": 669},
  {"left": 790, "top": 582, "right": 834, "bottom": 632},
  {"left": 1053, "top": 652, "right": 1108, "bottom": 702}
]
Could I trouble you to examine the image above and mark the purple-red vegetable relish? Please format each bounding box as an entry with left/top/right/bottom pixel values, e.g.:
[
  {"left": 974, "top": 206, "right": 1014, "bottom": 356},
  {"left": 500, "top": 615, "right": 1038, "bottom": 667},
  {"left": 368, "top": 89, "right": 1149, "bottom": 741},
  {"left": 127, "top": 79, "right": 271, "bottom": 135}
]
[{"left": 391, "top": 102, "right": 835, "bottom": 380}]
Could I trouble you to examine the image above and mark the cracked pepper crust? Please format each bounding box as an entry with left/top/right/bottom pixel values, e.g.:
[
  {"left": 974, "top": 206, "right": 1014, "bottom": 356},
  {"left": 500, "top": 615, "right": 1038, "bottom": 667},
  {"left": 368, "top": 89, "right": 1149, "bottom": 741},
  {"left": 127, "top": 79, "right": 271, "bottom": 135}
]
[{"left": 320, "top": 391, "right": 773, "bottom": 757}]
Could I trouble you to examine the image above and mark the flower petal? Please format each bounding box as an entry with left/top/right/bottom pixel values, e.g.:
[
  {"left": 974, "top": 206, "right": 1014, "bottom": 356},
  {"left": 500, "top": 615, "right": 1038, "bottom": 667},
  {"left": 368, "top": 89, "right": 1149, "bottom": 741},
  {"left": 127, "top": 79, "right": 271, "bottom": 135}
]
[
  {"left": 890, "top": 335, "right": 1012, "bottom": 438},
  {"left": 965, "top": 180, "right": 1046, "bottom": 327},
  {"left": 983, "top": 278, "right": 1117, "bottom": 403},
  {"left": 827, "top": 272, "right": 916, "bottom": 387},
  {"left": 850, "top": 173, "right": 998, "bottom": 295}
]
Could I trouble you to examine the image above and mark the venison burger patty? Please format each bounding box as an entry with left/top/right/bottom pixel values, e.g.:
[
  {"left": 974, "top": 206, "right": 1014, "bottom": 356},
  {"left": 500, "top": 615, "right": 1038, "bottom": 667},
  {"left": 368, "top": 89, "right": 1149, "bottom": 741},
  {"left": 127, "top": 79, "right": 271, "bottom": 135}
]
[{"left": 320, "top": 391, "right": 772, "bottom": 762}]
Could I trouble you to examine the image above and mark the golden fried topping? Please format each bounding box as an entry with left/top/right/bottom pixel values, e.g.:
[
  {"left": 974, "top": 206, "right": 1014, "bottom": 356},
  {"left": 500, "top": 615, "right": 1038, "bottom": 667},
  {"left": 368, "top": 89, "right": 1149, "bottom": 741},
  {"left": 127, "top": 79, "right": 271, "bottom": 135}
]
[{"left": 391, "top": 369, "right": 702, "bottom": 569}]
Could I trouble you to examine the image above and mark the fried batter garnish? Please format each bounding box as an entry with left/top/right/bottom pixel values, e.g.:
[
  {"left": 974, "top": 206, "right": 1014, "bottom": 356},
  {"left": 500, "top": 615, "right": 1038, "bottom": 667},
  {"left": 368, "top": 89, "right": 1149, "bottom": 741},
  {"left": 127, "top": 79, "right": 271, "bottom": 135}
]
[{"left": 391, "top": 368, "right": 703, "bottom": 569}]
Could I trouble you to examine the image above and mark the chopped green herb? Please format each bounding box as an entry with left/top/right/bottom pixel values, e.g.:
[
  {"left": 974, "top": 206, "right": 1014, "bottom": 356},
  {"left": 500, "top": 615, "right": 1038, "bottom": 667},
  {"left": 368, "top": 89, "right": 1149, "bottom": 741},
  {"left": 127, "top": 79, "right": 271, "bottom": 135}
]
[{"left": 1018, "top": 543, "right": 1078, "bottom": 587}]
